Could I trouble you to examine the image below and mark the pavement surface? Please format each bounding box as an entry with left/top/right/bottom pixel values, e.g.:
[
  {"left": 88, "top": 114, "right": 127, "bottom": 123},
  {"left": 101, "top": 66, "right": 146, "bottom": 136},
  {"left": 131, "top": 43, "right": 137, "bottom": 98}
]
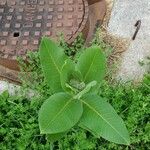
[
  {"left": 108, "top": 0, "right": 150, "bottom": 81},
  {"left": 0, "top": 81, "right": 20, "bottom": 95}
]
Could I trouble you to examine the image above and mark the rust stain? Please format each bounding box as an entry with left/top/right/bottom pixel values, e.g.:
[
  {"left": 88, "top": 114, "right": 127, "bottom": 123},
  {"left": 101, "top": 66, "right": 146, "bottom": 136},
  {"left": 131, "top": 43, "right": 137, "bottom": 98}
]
[{"left": 0, "top": 0, "right": 106, "bottom": 82}]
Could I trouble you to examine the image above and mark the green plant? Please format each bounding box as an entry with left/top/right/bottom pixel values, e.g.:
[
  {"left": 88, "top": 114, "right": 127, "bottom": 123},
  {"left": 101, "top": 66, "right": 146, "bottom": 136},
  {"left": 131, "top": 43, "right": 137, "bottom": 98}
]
[
  {"left": 58, "top": 75, "right": 150, "bottom": 150},
  {"left": 91, "top": 28, "right": 113, "bottom": 58},
  {"left": 17, "top": 34, "right": 85, "bottom": 96},
  {"left": 1, "top": 32, "right": 148, "bottom": 149},
  {"left": 59, "top": 33, "right": 85, "bottom": 57},
  {"left": 0, "top": 91, "right": 50, "bottom": 149},
  {"left": 38, "top": 37, "right": 130, "bottom": 146},
  {"left": 17, "top": 51, "right": 52, "bottom": 97},
  {"left": 1, "top": 75, "right": 149, "bottom": 149}
]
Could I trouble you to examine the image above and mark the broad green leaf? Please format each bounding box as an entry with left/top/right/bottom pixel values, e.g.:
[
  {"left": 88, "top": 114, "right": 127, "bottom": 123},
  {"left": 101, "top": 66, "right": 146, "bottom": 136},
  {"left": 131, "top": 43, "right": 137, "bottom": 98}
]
[
  {"left": 60, "top": 59, "right": 76, "bottom": 93},
  {"left": 46, "top": 132, "right": 67, "bottom": 142},
  {"left": 60, "top": 59, "right": 83, "bottom": 93},
  {"left": 79, "top": 124, "right": 99, "bottom": 138},
  {"left": 39, "top": 92, "right": 83, "bottom": 134},
  {"left": 74, "top": 81, "right": 97, "bottom": 99},
  {"left": 79, "top": 94, "right": 130, "bottom": 145},
  {"left": 77, "top": 46, "right": 106, "bottom": 83},
  {"left": 39, "top": 37, "right": 67, "bottom": 93}
]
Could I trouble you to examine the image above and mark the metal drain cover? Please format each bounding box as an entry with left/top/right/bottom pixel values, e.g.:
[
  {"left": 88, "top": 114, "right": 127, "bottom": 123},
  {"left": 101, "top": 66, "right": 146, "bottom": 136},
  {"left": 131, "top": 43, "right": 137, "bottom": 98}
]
[
  {"left": 0, "top": 0, "right": 106, "bottom": 82},
  {"left": 0, "top": 0, "right": 88, "bottom": 69}
]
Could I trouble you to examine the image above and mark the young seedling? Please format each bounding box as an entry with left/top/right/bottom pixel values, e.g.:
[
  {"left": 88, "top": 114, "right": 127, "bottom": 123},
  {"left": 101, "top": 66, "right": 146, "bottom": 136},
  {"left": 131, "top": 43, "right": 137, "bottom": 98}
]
[{"left": 38, "top": 37, "right": 130, "bottom": 147}]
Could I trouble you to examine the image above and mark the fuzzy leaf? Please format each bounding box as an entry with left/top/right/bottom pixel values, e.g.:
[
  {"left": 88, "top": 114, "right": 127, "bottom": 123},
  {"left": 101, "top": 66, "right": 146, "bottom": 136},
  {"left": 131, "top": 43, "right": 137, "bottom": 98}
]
[
  {"left": 77, "top": 46, "right": 106, "bottom": 83},
  {"left": 60, "top": 59, "right": 83, "bottom": 93},
  {"left": 74, "top": 81, "right": 97, "bottom": 99},
  {"left": 79, "top": 94, "right": 130, "bottom": 145},
  {"left": 60, "top": 59, "right": 75, "bottom": 92},
  {"left": 39, "top": 92, "right": 83, "bottom": 134},
  {"left": 39, "top": 37, "right": 67, "bottom": 93}
]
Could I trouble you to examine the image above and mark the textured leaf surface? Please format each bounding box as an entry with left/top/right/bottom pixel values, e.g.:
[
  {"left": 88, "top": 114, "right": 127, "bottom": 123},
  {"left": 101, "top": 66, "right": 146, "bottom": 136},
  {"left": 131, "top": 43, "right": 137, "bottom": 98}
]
[
  {"left": 39, "top": 37, "right": 67, "bottom": 93},
  {"left": 39, "top": 92, "right": 83, "bottom": 134},
  {"left": 60, "top": 59, "right": 83, "bottom": 93},
  {"left": 60, "top": 59, "right": 75, "bottom": 92},
  {"left": 77, "top": 46, "right": 106, "bottom": 83},
  {"left": 46, "top": 132, "right": 67, "bottom": 142},
  {"left": 74, "top": 81, "right": 97, "bottom": 99},
  {"left": 79, "top": 94, "right": 130, "bottom": 145}
]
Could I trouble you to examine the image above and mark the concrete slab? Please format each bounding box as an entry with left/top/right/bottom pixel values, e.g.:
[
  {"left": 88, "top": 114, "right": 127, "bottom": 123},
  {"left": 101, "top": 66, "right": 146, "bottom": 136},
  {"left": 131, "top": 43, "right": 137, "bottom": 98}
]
[
  {"left": 108, "top": 0, "right": 150, "bottom": 81},
  {"left": 0, "top": 81, "right": 37, "bottom": 97},
  {"left": 0, "top": 81, "right": 20, "bottom": 95},
  {"left": 108, "top": 0, "right": 150, "bottom": 39},
  {"left": 117, "top": 39, "right": 150, "bottom": 81}
]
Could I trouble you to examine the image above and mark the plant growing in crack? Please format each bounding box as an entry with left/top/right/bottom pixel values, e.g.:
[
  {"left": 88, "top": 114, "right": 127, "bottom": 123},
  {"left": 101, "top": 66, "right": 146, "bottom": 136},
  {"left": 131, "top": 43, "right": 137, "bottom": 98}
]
[{"left": 38, "top": 37, "right": 130, "bottom": 148}]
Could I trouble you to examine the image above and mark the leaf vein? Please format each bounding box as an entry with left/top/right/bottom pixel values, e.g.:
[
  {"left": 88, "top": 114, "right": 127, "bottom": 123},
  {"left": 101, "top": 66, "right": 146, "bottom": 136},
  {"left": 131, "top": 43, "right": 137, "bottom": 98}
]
[
  {"left": 43, "top": 39, "right": 61, "bottom": 74},
  {"left": 81, "top": 100, "right": 129, "bottom": 144},
  {"left": 83, "top": 50, "right": 98, "bottom": 82},
  {"left": 44, "top": 97, "right": 72, "bottom": 132}
]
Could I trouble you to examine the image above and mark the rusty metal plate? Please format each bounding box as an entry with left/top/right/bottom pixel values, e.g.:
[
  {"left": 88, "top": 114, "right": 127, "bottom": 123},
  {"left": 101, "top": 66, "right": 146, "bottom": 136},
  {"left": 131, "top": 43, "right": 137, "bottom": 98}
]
[
  {"left": 0, "top": 0, "right": 107, "bottom": 82},
  {"left": 0, "top": 0, "right": 89, "bottom": 69}
]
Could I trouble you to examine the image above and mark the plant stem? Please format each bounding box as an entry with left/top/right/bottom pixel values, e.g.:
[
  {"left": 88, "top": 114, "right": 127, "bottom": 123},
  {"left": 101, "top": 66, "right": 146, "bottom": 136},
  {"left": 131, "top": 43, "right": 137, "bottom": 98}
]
[
  {"left": 50, "top": 142, "right": 53, "bottom": 150},
  {"left": 74, "top": 81, "right": 97, "bottom": 99}
]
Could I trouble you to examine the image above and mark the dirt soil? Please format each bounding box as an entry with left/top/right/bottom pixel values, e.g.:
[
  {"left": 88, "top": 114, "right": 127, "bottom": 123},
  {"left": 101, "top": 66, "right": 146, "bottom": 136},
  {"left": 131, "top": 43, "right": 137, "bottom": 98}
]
[{"left": 100, "top": 0, "right": 130, "bottom": 63}]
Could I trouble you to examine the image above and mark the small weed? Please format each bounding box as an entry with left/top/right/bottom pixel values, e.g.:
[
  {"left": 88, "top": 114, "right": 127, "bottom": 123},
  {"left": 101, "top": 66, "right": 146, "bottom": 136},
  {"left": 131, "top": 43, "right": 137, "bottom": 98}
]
[
  {"left": 0, "top": 75, "right": 149, "bottom": 149},
  {"left": 38, "top": 37, "right": 129, "bottom": 146},
  {"left": 59, "top": 33, "right": 85, "bottom": 57},
  {"left": 139, "top": 57, "right": 150, "bottom": 73},
  {"left": 1, "top": 31, "right": 149, "bottom": 149},
  {"left": 0, "top": 91, "right": 50, "bottom": 149}
]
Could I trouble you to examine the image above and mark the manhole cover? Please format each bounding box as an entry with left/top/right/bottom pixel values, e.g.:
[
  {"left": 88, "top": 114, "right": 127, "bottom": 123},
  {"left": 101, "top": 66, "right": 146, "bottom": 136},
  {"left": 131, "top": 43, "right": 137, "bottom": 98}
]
[
  {"left": 0, "top": 0, "right": 89, "bottom": 70},
  {"left": 0, "top": 0, "right": 106, "bottom": 82}
]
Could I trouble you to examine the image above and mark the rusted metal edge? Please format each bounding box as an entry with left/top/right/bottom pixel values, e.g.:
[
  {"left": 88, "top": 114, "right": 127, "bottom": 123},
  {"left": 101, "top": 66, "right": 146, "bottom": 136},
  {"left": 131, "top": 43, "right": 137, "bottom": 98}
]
[
  {"left": 0, "top": 0, "right": 107, "bottom": 83},
  {"left": 85, "top": 0, "right": 106, "bottom": 44}
]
